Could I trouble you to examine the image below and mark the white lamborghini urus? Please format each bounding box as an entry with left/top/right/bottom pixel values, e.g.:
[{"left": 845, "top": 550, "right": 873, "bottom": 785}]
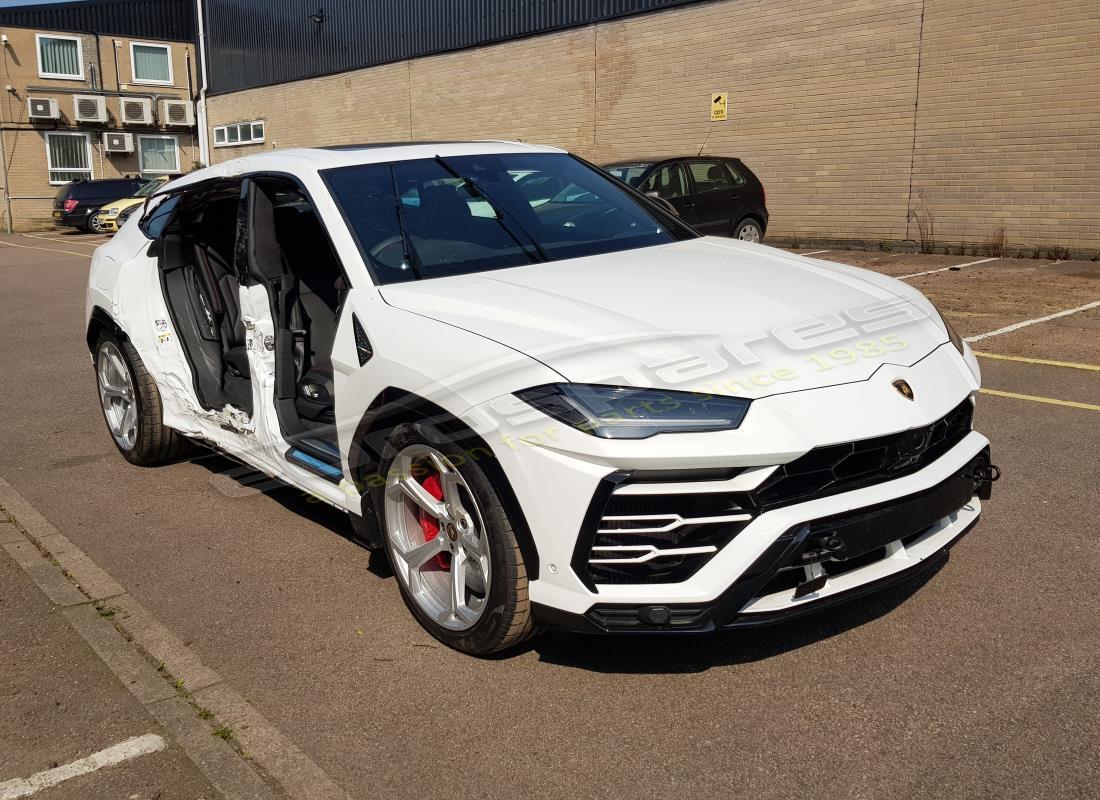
[{"left": 86, "top": 142, "right": 998, "bottom": 655}]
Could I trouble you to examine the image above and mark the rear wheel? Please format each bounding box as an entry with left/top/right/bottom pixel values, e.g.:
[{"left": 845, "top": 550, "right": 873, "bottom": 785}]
[
  {"left": 378, "top": 422, "right": 534, "bottom": 655},
  {"left": 95, "top": 332, "right": 192, "bottom": 465},
  {"left": 734, "top": 217, "right": 764, "bottom": 243}
]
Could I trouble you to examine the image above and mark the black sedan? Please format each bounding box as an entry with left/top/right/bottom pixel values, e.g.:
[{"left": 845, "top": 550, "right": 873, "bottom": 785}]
[{"left": 602, "top": 156, "right": 768, "bottom": 242}]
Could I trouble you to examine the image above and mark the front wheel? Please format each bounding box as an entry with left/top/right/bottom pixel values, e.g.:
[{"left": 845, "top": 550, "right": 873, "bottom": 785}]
[
  {"left": 95, "top": 332, "right": 192, "bottom": 465},
  {"left": 733, "top": 217, "right": 764, "bottom": 243},
  {"left": 89, "top": 213, "right": 110, "bottom": 234},
  {"left": 377, "top": 422, "right": 534, "bottom": 656}
]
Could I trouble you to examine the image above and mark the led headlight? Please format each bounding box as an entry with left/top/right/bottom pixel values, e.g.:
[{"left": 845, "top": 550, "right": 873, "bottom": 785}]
[{"left": 515, "top": 384, "right": 751, "bottom": 439}]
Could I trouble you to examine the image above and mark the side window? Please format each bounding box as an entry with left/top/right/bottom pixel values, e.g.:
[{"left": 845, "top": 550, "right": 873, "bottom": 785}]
[
  {"left": 724, "top": 161, "right": 747, "bottom": 186},
  {"left": 641, "top": 162, "right": 688, "bottom": 200},
  {"left": 139, "top": 194, "right": 181, "bottom": 239},
  {"left": 687, "top": 160, "right": 732, "bottom": 193}
]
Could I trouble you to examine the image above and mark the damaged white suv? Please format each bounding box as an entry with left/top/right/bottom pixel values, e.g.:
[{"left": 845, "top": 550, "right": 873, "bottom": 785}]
[{"left": 86, "top": 142, "right": 997, "bottom": 655}]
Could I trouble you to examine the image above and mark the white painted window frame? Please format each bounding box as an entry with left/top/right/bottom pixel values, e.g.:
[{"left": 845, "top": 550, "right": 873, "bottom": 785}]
[
  {"left": 212, "top": 120, "right": 265, "bottom": 148},
  {"left": 45, "top": 131, "right": 94, "bottom": 185},
  {"left": 129, "top": 40, "right": 174, "bottom": 86},
  {"left": 36, "top": 33, "right": 84, "bottom": 80},
  {"left": 137, "top": 134, "right": 181, "bottom": 175}
]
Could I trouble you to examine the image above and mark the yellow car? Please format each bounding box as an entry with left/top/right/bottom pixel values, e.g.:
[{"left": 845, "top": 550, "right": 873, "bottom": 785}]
[{"left": 90, "top": 176, "right": 169, "bottom": 234}]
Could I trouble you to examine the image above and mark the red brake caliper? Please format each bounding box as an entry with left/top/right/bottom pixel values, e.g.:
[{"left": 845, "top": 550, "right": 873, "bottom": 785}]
[{"left": 417, "top": 473, "right": 451, "bottom": 571}]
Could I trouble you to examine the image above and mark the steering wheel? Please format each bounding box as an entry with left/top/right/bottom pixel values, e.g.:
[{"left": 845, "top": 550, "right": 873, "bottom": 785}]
[{"left": 368, "top": 235, "right": 405, "bottom": 265}]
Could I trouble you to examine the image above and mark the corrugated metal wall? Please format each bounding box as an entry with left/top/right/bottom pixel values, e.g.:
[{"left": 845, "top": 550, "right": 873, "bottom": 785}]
[
  {"left": 204, "top": 0, "right": 707, "bottom": 95},
  {"left": 0, "top": 0, "right": 195, "bottom": 42}
]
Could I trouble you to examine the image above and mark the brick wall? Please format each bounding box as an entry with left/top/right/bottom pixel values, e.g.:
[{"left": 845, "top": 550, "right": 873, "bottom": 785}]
[
  {"left": 0, "top": 26, "right": 198, "bottom": 231},
  {"left": 206, "top": 0, "right": 1100, "bottom": 252}
]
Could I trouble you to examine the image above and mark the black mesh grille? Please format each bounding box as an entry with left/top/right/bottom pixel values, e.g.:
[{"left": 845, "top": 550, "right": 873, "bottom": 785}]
[{"left": 752, "top": 400, "right": 973, "bottom": 510}]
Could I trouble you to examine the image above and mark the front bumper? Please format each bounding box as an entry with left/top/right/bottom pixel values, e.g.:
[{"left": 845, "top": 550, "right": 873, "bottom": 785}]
[
  {"left": 533, "top": 446, "right": 990, "bottom": 633},
  {"left": 471, "top": 343, "right": 988, "bottom": 633}
]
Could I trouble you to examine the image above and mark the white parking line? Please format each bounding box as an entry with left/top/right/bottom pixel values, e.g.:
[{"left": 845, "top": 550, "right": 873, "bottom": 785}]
[
  {"left": 897, "top": 257, "right": 998, "bottom": 280},
  {"left": 0, "top": 734, "right": 165, "bottom": 799},
  {"left": 965, "top": 300, "right": 1100, "bottom": 342},
  {"left": 0, "top": 238, "right": 92, "bottom": 258},
  {"left": 21, "top": 232, "right": 102, "bottom": 247},
  {"left": 801, "top": 249, "right": 830, "bottom": 256}
]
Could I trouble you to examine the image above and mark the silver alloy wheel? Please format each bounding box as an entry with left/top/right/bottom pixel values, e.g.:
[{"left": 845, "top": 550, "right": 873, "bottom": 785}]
[
  {"left": 384, "top": 444, "right": 491, "bottom": 631},
  {"left": 89, "top": 213, "right": 109, "bottom": 234},
  {"left": 738, "top": 221, "right": 762, "bottom": 243},
  {"left": 97, "top": 341, "right": 138, "bottom": 451}
]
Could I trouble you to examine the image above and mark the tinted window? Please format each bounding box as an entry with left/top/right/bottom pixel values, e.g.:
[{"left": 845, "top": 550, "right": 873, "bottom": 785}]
[
  {"left": 323, "top": 163, "right": 408, "bottom": 280},
  {"left": 604, "top": 164, "right": 651, "bottom": 187},
  {"left": 641, "top": 162, "right": 689, "bottom": 200},
  {"left": 139, "top": 194, "right": 181, "bottom": 239},
  {"left": 724, "top": 161, "right": 747, "bottom": 186},
  {"left": 687, "top": 160, "right": 732, "bottom": 192},
  {"left": 74, "top": 180, "right": 142, "bottom": 199},
  {"left": 326, "top": 153, "right": 695, "bottom": 284}
]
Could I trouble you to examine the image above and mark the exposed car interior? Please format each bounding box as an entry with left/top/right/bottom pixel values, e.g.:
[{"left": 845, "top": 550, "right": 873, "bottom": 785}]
[
  {"left": 244, "top": 176, "right": 348, "bottom": 467},
  {"left": 158, "top": 183, "right": 254, "bottom": 415},
  {"left": 154, "top": 177, "right": 347, "bottom": 468}
]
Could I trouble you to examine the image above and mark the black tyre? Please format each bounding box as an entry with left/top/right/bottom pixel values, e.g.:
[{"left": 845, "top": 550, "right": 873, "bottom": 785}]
[
  {"left": 733, "top": 217, "right": 764, "bottom": 243},
  {"left": 89, "top": 213, "right": 110, "bottom": 234},
  {"left": 375, "top": 421, "right": 534, "bottom": 656},
  {"left": 94, "top": 331, "right": 193, "bottom": 466}
]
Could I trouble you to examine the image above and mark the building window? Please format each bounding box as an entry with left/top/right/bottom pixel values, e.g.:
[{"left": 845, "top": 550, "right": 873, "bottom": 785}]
[
  {"left": 46, "top": 132, "right": 92, "bottom": 184},
  {"left": 138, "top": 135, "right": 180, "bottom": 175},
  {"left": 130, "top": 42, "right": 173, "bottom": 85},
  {"left": 213, "top": 120, "right": 264, "bottom": 147},
  {"left": 37, "top": 34, "right": 84, "bottom": 80}
]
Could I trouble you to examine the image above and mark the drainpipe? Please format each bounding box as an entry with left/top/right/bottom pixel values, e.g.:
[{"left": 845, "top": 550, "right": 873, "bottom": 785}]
[
  {"left": 0, "top": 45, "right": 12, "bottom": 233},
  {"left": 195, "top": 0, "right": 211, "bottom": 166}
]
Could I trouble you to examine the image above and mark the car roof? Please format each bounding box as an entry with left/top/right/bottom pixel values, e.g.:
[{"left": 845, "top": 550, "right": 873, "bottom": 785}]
[
  {"left": 161, "top": 140, "right": 564, "bottom": 195},
  {"left": 604, "top": 156, "right": 740, "bottom": 167}
]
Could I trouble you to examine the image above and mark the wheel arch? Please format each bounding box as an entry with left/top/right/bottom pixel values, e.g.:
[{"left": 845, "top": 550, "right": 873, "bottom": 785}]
[
  {"left": 735, "top": 213, "right": 767, "bottom": 237},
  {"left": 348, "top": 387, "right": 541, "bottom": 580},
  {"left": 86, "top": 306, "right": 125, "bottom": 354}
]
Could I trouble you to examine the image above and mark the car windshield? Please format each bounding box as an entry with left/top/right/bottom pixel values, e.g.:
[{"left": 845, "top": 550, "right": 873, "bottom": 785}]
[
  {"left": 603, "top": 163, "right": 652, "bottom": 187},
  {"left": 134, "top": 179, "right": 162, "bottom": 198},
  {"left": 324, "top": 153, "right": 695, "bottom": 284}
]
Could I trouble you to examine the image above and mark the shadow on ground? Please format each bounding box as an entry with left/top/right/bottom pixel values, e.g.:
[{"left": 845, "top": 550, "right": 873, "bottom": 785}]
[{"left": 188, "top": 447, "right": 947, "bottom": 674}]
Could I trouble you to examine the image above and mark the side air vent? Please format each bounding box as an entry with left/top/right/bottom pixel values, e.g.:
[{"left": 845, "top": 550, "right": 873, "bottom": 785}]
[
  {"left": 352, "top": 314, "right": 373, "bottom": 366},
  {"left": 120, "top": 97, "right": 152, "bottom": 125},
  {"left": 574, "top": 476, "right": 755, "bottom": 587}
]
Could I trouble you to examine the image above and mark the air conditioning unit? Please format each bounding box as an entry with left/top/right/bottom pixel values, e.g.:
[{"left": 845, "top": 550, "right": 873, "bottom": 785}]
[
  {"left": 27, "top": 97, "right": 60, "bottom": 121},
  {"left": 119, "top": 97, "right": 152, "bottom": 125},
  {"left": 72, "top": 94, "right": 108, "bottom": 123},
  {"left": 160, "top": 99, "right": 194, "bottom": 127},
  {"left": 103, "top": 131, "right": 134, "bottom": 154}
]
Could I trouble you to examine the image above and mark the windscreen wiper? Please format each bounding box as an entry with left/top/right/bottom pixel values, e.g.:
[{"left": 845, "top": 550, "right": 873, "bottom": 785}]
[
  {"left": 432, "top": 155, "right": 550, "bottom": 263},
  {"left": 388, "top": 166, "right": 424, "bottom": 279}
]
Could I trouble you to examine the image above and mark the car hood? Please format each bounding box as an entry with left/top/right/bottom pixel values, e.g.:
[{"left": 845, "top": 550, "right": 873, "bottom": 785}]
[{"left": 378, "top": 238, "right": 950, "bottom": 399}]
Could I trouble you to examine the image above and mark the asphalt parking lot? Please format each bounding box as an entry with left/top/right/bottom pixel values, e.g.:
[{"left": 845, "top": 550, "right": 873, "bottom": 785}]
[{"left": 1, "top": 231, "right": 1098, "bottom": 799}]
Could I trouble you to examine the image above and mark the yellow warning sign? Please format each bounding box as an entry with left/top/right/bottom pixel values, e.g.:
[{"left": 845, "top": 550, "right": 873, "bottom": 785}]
[{"left": 710, "top": 92, "right": 728, "bottom": 121}]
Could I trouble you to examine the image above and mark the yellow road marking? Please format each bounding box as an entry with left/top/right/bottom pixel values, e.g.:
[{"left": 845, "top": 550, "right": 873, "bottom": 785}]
[
  {"left": 975, "top": 351, "right": 1100, "bottom": 372},
  {"left": 979, "top": 388, "right": 1100, "bottom": 412}
]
